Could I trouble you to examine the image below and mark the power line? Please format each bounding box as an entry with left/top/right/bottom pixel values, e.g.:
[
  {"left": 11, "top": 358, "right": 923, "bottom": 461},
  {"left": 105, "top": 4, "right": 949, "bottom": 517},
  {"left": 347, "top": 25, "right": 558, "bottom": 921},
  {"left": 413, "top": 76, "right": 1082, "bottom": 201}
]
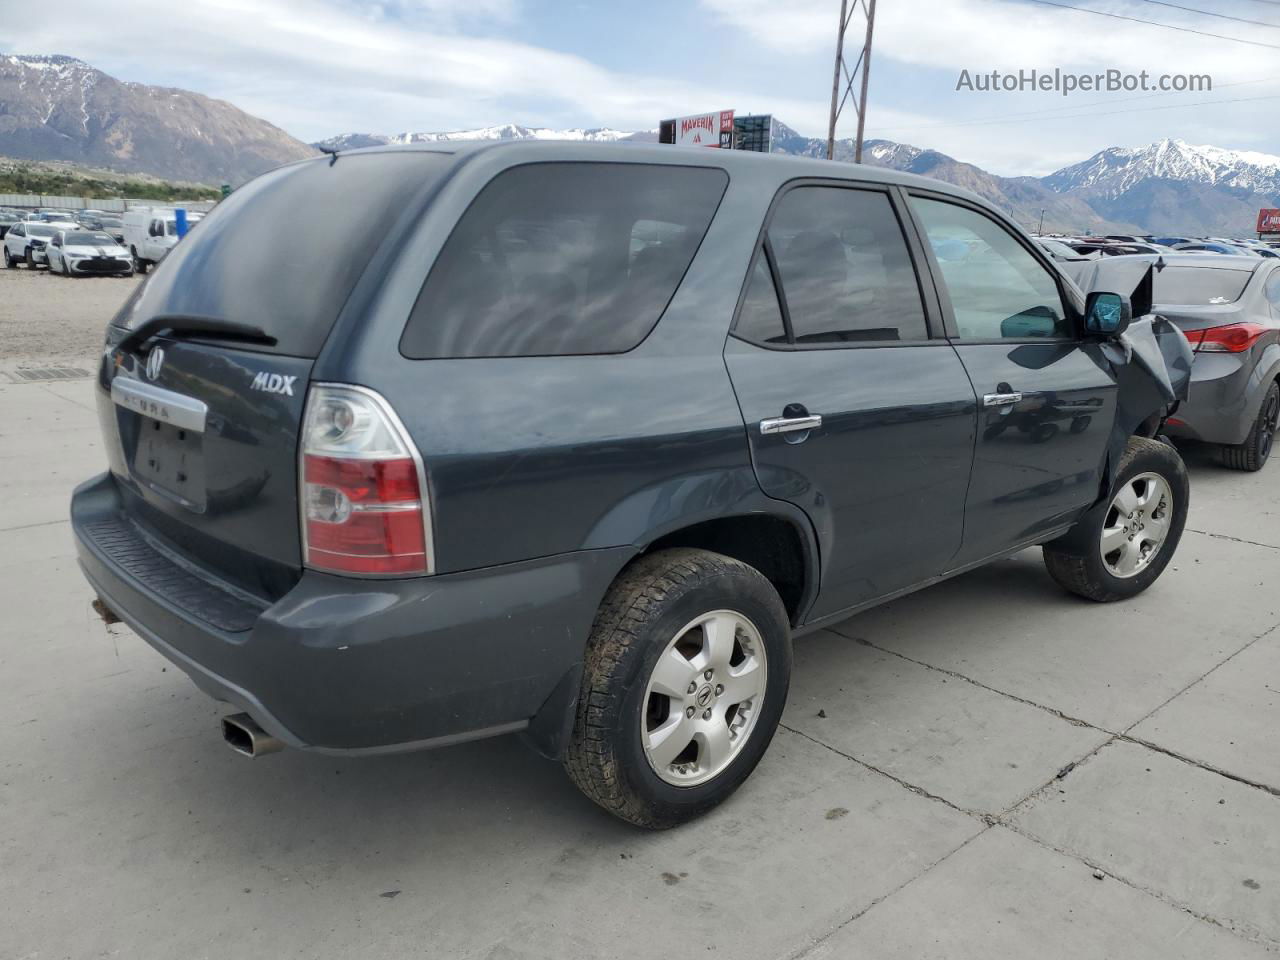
[
  {"left": 879, "top": 76, "right": 1280, "bottom": 132},
  {"left": 1021, "top": 0, "right": 1280, "bottom": 49},
  {"left": 1131, "top": 0, "right": 1280, "bottom": 28},
  {"left": 872, "top": 94, "right": 1280, "bottom": 132}
]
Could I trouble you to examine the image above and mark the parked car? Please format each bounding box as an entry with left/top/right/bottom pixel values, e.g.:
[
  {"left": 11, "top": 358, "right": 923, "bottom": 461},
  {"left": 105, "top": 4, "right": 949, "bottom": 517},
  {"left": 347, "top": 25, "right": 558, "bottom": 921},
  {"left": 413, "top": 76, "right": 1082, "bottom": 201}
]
[
  {"left": 90, "top": 216, "right": 126, "bottom": 244},
  {"left": 45, "top": 229, "right": 134, "bottom": 278},
  {"left": 3, "top": 221, "right": 75, "bottom": 268},
  {"left": 73, "top": 143, "right": 1191, "bottom": 828},
  {"left": 1139, "top": 254, "right": 1280, "bottom": 470},
  {"left": 121, "top": 208, "right": 202, "bottom": 273},
  {"left": 1173, "top": 242, "right": 1239, "bottom": 255},
  {"left": 0, "top": 211, "right": 16, "bottom": 239}
]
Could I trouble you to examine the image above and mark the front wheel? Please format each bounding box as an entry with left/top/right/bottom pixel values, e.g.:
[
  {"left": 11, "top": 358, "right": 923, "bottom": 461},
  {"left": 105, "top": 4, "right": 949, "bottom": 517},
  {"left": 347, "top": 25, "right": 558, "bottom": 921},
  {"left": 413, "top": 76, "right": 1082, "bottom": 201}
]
[
  {"left": 1043, "top": 436, "right": 1189, "bottom": 602},
  {"left": 3, "top": 248, "right": 15, "bottom": 268},
  {"left": 1222, "top": 381, "right": 1278, "bottom": 472},
  {"left": 25, "top": 248, "right": 38, "bottom": 269},
  {"left": 564, "top": 548, "right": 792, "bottom": 828}
]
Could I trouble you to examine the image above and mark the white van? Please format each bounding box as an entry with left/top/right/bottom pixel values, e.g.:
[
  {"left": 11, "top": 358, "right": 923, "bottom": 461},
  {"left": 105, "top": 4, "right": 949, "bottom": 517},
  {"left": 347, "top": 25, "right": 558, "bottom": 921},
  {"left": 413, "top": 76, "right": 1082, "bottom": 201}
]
[{"left": 121, "top": 207, "right": 203, "bottom": 273}]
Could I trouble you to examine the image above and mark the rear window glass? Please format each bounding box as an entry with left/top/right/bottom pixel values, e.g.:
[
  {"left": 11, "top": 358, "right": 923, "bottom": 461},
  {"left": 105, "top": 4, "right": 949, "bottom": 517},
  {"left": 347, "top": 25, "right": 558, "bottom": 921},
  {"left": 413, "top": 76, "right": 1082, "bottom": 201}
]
[
  {"left": 113, "top": 152, "right": 452, "bottom": 356},
  {"left": 66, "top": 232, "right": 113, "bottom": 245},
  {"left": 1153, "top": 267, "right": 1252, "bottom": 305},
  {"left": 400, "top": 163, "right": 728, "bottom": 358}
]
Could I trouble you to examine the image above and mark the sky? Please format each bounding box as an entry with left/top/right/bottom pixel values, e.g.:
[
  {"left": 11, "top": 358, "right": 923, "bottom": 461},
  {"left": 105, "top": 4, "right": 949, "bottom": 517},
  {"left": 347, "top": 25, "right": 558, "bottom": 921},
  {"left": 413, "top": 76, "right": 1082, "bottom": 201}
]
[{"left": 2, "top": 0, "right": 1278, "bottom": 176}]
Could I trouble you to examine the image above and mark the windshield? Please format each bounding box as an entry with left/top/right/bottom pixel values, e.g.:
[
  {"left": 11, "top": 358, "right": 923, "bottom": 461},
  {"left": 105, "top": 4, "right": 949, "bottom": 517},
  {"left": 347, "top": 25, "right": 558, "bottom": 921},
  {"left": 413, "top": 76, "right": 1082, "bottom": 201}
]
[
  {"left": 1154, "top": 267, "right": 1253, "bottom": 305},
  {"left": 66, "top": 232, "right": 115, "bottom": 245}
]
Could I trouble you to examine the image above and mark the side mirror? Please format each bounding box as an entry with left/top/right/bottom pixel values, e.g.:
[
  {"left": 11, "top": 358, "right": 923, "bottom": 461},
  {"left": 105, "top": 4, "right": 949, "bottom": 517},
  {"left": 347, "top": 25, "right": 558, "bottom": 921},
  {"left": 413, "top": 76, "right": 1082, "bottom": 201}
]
[{"left": 1084, "top": 291, "right": 1131, "bottom": 338}]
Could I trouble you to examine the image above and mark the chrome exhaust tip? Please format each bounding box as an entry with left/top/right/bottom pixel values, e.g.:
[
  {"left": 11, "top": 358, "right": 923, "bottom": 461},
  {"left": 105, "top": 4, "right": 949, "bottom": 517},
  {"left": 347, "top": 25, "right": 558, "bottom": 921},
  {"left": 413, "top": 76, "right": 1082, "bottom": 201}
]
[{"left": 221, "top": 712, "right": 284, "bottom": 758}]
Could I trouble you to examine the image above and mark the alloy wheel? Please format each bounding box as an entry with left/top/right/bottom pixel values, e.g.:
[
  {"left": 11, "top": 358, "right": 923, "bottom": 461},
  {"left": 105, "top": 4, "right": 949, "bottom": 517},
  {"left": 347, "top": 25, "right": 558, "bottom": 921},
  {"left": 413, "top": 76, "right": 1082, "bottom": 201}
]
[
  {"left": 641, "top": 609, "right": 767, "bottom": 787},
  {"left": 1099, "top": 472, "right": 1173, "bottom": 579}
]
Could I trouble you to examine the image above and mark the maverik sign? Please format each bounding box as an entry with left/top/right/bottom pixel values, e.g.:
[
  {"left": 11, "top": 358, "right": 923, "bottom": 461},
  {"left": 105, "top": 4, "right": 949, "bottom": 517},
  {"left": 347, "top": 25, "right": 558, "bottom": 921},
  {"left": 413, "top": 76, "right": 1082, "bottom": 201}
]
[
  {"left": 1258, "top": 208, "right": 1280, "bottom": 236},
  {"left": 663, "top": 110, "right": 735, "bottom": 148}
]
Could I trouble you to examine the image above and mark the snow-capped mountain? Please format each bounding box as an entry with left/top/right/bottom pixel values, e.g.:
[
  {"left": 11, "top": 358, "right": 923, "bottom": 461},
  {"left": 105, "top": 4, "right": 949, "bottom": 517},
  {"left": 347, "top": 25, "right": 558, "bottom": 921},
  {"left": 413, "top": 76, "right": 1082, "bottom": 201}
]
[
  {"left": 1043, "top": 138, "right": 1280, "bottom": 197},
  {"left": 0, "top": 54, "right": 315, "bottom": 183},
  {"left": 314, "top": 124, "right": 651, "bottom": 151}
]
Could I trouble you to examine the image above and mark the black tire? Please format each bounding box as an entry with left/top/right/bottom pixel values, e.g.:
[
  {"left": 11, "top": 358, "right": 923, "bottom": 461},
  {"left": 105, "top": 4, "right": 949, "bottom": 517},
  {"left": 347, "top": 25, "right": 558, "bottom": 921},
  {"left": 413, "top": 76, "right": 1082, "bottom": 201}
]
[
  {"left": 564, "top": 548, "right": 792, "bottom": 829},
  {"left": 3, "top": 248, "right": 14, "bottom": 268},
  {"left": 1043, "top": 436, "right": 1189, "bottom": 602},
  {"left": 1222, "top": 381, "right": 1278, "bottom": 472},
  {"left": 132, "top": 248, "right": 148, "bottom": 274},
  {"left": 61, "top": 257, "right": 71, "bottom": 277},
  {"left": 25, "top": 248, "right": 38, "bottom": 269}
]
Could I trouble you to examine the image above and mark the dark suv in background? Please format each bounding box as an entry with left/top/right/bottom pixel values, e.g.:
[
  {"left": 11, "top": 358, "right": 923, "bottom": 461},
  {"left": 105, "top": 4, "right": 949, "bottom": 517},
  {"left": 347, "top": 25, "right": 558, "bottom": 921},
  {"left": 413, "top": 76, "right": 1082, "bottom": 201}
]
[{"left": 74, "top": 143, "right": 1190, "bottom": 828}]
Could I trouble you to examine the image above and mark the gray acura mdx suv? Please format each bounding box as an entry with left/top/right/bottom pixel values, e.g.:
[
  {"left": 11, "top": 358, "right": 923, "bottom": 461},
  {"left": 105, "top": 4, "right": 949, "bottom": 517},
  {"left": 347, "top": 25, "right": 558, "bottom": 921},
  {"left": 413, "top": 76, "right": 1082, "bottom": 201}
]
[{"left": 73, "top": 142, "right": 1191, "bottom": 827}]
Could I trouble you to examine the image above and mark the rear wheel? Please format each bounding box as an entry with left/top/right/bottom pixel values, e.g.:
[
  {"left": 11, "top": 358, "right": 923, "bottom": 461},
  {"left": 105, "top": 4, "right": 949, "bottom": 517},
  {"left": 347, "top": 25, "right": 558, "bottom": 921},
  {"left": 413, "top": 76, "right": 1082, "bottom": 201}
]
[
  {"left": 1043, "top": 436, "right": 1188, "bottom": 602},
  {"left": 1222, "top": 382, "right": 1279, "bottom": 472},
  {"left": 565, "top": 548, "right": 791, "bottom": 828},
  {"left": 132, "top": 247, "right": 148, "bottom": 274}
]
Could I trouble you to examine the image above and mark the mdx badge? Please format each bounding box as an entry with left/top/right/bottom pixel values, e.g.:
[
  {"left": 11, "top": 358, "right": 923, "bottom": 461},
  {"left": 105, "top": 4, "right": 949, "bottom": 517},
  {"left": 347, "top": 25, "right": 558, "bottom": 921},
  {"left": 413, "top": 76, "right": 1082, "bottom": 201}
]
[
  {"left": 145, "top": 347, "right": 165, "bottom": 381},
  {"left": 251, "top": 371, "right": 297, "bottom": 396}
]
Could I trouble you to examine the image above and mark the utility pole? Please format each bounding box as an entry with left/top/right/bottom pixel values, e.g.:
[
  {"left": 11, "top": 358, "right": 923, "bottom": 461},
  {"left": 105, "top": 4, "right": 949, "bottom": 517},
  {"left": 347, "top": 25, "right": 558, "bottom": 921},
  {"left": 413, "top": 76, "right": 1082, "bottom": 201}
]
[
  {"left": 825, "top": 0, "right": 878, "bottom": 162},
  {"left": 1038, "top": 208, "right": 1046, "bottom": 234}
]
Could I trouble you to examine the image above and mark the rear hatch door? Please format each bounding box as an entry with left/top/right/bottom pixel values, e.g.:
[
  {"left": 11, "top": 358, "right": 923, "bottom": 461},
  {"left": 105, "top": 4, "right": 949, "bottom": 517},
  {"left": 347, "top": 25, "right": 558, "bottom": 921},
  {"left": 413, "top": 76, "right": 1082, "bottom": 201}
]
[{"left": 99, "top": 150, "right": 453, "bottom": 600}]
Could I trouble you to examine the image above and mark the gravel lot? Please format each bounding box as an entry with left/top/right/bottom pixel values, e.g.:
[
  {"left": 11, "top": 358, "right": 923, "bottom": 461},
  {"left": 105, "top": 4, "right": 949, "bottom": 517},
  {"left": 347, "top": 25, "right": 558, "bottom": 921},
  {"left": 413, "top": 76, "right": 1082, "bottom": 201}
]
[
  {"left": 2, "top": 268, "right": 1278, "bottom": 958},
  {"left": 0, "top": 263, "right": 139, "bottom": 365}
]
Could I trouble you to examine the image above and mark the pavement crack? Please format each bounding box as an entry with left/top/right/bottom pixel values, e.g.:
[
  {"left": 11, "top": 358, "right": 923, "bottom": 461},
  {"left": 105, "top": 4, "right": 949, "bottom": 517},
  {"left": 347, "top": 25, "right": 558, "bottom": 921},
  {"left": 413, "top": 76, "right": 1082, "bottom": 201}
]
[
  {"left": 1118, "top": 734, "right": 1280, "bottom": 799},
  {"left": 1185, "top": 527, "right": 1280, "bottom": 552},
  {"left": 0, "top": 518, "right": 70, "bottom": 534},
  {"left": 827, "top": 627, "right": 1108, "bottom": 733},
  {"left": 999, "top": 821, "right": 1280, "bottom": 951},
  {"left": 782, "top": 826, "right": 993, "bottom": 960},
  {"left": 779, "top": 723, "right": 978, "bottom": 818}
]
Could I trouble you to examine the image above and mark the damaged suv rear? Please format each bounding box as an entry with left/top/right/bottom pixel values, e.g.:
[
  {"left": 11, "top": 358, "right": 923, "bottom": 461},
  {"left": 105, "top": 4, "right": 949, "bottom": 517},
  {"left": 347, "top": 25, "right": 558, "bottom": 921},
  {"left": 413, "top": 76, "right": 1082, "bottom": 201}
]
[{"left": 74, "top": 142, "right": 1191, "bottom": 827}]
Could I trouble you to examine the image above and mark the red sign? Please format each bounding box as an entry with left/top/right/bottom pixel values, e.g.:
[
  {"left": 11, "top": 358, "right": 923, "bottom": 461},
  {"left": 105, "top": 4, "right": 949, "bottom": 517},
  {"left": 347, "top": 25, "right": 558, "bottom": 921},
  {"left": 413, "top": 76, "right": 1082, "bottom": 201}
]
[
  {"left": 672, "top": 110, "right": 735, "bottom": 148},
  {"left": 1258, "top": 208, "right": 1280, "bottom": 234}
]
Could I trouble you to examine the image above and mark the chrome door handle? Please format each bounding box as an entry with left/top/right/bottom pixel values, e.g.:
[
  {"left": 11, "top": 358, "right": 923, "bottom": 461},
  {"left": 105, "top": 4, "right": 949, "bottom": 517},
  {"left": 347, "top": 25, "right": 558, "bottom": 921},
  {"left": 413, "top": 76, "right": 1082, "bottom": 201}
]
[
  {"left": 760, "top": 415, "right": 823, "bottom": 435},
  {"left": 983, "top": 392, "right": 1023, "bottom": 407}
]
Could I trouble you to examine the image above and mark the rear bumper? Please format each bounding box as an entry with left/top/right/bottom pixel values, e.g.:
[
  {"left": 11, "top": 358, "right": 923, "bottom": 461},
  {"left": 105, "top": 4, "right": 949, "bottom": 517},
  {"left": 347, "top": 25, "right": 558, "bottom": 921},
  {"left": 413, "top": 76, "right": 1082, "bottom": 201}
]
[
  {"left": 1162, "top": 352, "right": 1259, "bottom": 446},
  {"left": 72, "top": 472, "right": 632, "bottom": 753}
]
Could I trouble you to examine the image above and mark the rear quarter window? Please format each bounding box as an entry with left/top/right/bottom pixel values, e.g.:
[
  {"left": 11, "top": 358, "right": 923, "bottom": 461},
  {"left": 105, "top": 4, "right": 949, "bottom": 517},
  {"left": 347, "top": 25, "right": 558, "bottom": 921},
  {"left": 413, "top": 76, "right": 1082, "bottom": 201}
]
[{"left": 400, "top": 163, "right": 728, "bottom": 358}]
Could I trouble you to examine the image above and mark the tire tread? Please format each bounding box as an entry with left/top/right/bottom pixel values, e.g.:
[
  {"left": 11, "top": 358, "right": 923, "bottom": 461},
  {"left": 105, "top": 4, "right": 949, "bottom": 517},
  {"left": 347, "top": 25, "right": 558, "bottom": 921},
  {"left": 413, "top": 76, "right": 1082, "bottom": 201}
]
[{"left": 564, "top": 548, "right": 776, "bottom": 828}]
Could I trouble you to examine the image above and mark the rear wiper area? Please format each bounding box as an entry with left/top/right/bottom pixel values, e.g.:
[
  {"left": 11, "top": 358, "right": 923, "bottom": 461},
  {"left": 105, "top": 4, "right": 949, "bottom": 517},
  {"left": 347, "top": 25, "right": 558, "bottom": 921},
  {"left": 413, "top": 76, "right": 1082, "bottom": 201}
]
[{"left": 118, "top": 316, "right": 278, "bottom": 355}]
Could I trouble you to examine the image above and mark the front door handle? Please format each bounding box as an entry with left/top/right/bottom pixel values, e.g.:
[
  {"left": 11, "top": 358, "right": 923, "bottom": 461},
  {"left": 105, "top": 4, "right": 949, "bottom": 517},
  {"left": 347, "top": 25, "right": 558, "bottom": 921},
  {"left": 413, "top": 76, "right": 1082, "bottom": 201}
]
[
  {"left": 983, "top": 392, "right": 1023, "bottom": 407},
  {"left": 760, "top": 414, "right": 823, "bottom": 435}
]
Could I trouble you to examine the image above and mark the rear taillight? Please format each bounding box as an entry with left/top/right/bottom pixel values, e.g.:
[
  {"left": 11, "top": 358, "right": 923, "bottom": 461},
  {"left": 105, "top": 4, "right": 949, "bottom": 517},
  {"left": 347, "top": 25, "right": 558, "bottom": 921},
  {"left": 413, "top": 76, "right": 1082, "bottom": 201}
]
[
  {"left": 300, "top": 384, "right": 432, "bottom": 576},
  {"left": 1193, "top": 323, "right": 1268, "bottom": 354}
]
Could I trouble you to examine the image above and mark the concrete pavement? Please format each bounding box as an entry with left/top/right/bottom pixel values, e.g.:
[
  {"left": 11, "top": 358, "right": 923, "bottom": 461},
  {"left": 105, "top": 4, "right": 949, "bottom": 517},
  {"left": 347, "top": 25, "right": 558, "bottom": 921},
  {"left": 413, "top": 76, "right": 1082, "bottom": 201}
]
[{"left": 1, "top": 377, "right": 1277, "bottom": 959}]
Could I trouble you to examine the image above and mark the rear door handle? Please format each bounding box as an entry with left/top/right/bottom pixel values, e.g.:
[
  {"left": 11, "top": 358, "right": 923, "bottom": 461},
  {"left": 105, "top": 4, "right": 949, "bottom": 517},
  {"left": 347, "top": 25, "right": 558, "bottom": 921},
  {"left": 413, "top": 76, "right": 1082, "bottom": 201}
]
[
  {"left": 982, "top": 392, "right": 1023, "bottom": 407},
  {"left": 760, "top": 415, "right": 823, "bottom": 435}
]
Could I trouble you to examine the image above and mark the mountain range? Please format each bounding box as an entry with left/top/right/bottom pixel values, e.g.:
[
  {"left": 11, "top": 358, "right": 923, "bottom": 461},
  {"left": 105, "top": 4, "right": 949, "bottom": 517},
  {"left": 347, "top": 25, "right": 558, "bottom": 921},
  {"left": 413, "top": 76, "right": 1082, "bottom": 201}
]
[
  {"left": 0, "top": 54, "right": 314, "bottom": 184},
  {"left": 2, "top": 55, "right": 1277, "bottom": 236}
]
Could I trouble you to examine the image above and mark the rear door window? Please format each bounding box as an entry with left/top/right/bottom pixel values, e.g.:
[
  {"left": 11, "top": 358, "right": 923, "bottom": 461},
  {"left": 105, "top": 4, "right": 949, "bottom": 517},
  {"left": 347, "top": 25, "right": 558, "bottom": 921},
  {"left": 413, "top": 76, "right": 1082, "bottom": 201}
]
[
  {"left": 400, "top": 163, "right": 728, "bottom": 358},
  {"left": 733, "top": 186, "right": 929, "bottom": 346},
  {"left": 113, "top": 152, "right": 453, "bottom": 357}
]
